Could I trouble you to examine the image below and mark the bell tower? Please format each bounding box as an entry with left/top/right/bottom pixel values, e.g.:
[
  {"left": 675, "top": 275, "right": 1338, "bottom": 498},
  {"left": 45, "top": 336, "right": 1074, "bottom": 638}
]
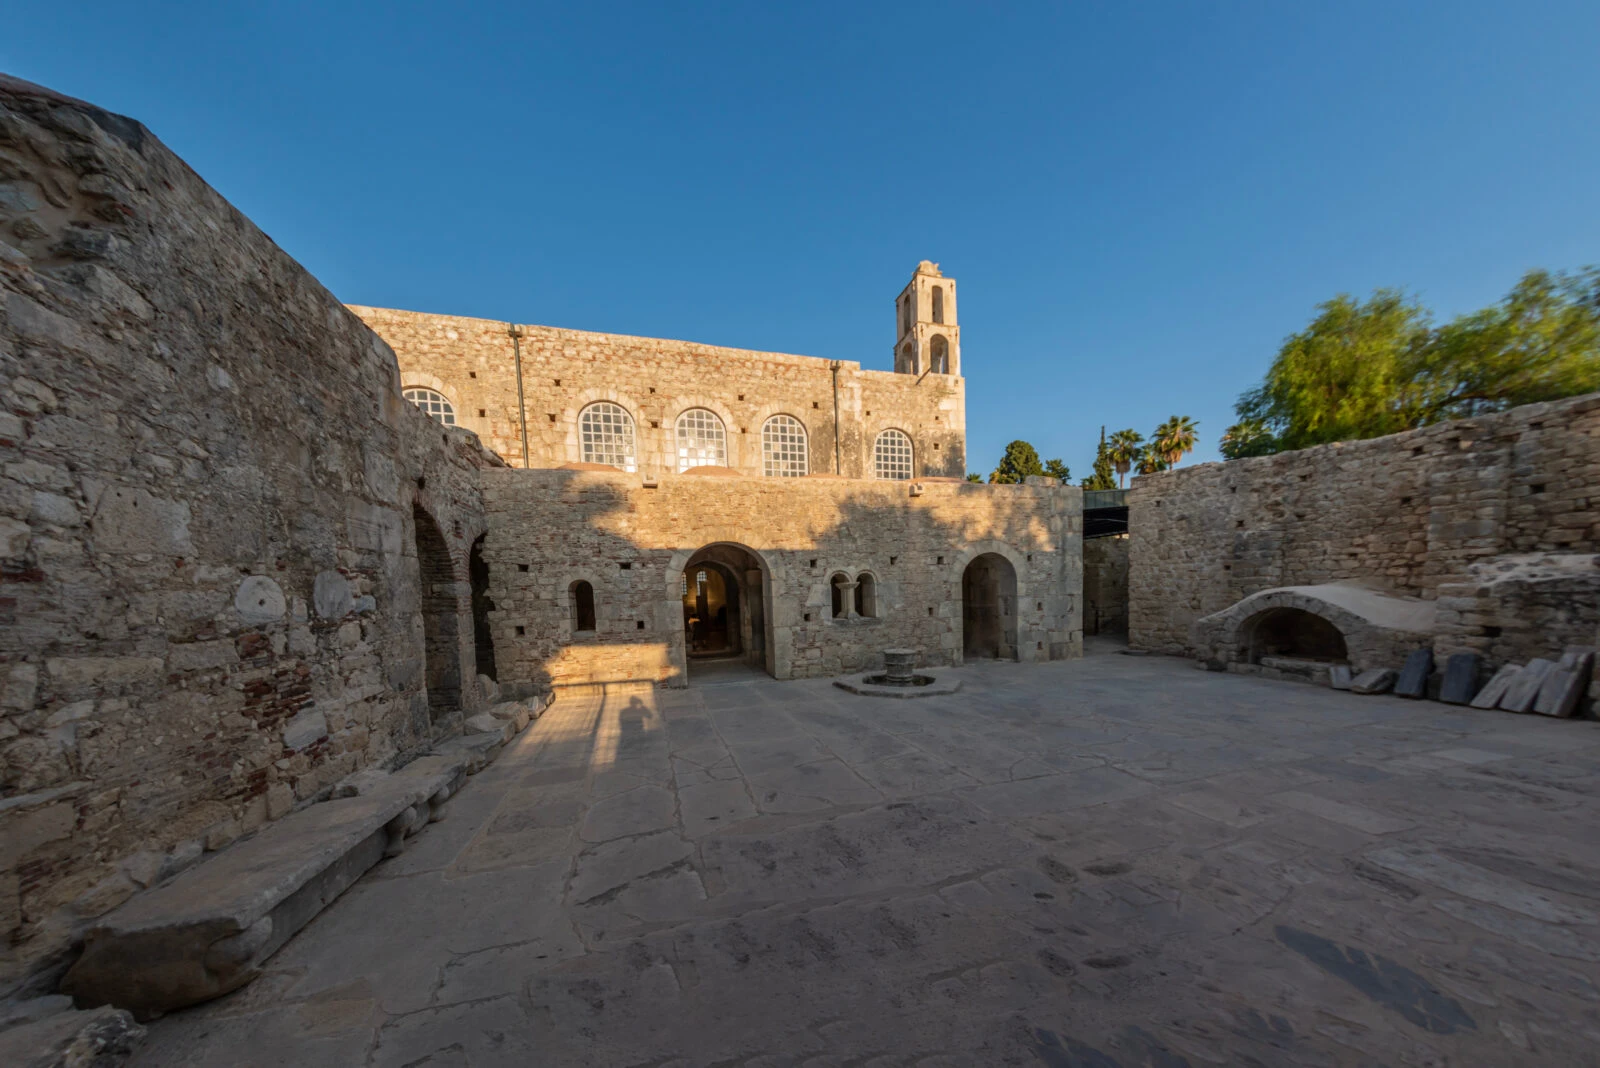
[{"left": 893, "top": 261, "right": 960, "bottom": 377}]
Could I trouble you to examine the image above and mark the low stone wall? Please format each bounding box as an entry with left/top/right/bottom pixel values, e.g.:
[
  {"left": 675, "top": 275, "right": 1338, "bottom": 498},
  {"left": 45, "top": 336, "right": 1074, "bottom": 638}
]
[
  {"left": 1083, "top": 536, "right": 1128, "bottom": 636},
  {"left": 1129, "top": 393, "right": 1600, "bottom": 667},
  {"left": 480, "top": 470, "right": 1082, "bottom": 685},
  {"left": 0, "top": 77, "right": 492, "bottom": 993}
]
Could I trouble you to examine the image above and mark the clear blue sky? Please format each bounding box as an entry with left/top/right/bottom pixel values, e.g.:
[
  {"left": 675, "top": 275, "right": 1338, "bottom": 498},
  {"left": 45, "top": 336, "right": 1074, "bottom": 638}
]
[{"left": 9, "top": 2, "right": 1599, "bottom": 477}]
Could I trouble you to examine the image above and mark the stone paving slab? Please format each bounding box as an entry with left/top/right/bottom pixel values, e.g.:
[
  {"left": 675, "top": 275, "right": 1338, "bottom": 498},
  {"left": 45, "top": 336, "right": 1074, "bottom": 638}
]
[{"left": 133, "top": 653, "right": 1600, "bottom": 1066}]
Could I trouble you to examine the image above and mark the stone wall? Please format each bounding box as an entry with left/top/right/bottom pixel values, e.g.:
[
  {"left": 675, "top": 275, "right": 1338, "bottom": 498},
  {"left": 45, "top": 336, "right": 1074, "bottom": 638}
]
[
  {"left": 351, "top": 306, "right": 969, "bottom": 479},
  {"left": 0, "top": 77, "right": 494, "bottom": 991},
  {"left": 479, "top": 470, "right": 1082, "bottom": 686},
  {"left": 1083, "top": 536, "right": 1128, "bottom": 637},
  {"left": 1129, "top": 392, "right": 1600, "bottom": 665}
]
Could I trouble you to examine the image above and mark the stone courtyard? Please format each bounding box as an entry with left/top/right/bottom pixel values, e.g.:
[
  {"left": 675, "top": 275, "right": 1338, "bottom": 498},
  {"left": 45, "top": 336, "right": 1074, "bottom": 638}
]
[{"left": 130, "top": 644, "right": 1600, "bottom": 1066}]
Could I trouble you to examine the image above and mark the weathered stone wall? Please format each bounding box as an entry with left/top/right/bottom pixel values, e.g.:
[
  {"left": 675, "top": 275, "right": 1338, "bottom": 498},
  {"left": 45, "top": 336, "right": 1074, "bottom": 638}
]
[
  {"left": 351, "top": 306, "right": 969, "bottom": 479},
  {"left": 479, "top": 470, "right": 1081, "bottom": 686},
  {"left": 1083, "top": 536, "right": 1128, "bottom": 637},
  {"left": 0, "top": 77, "right": 493, "bottom": 991},
  {"left": 1129, "top": 393, "right": 1600, "bottom": 663}
]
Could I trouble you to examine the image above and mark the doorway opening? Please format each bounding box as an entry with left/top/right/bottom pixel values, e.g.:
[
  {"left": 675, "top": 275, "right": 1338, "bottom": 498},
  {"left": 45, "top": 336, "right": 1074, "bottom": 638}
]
[
  {"left": 962, "top": 552, "right": 1018, "bottom": 660},
  {"left": 413, "top": 504, "right": 462, "bottom": 720},
  {"left": 680, "top": 543, "right": 772, "bottom": 679}
]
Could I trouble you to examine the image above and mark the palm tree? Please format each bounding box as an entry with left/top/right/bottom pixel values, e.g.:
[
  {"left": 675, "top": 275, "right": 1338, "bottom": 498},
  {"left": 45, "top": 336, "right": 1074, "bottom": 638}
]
[
  {"left": 1107, "top": 429, "right": 1144, "bottom": 489},
  {"left": 1134, "top": 444, "right": 1168, "bottom": 476},
  {"left": 1153, "top": 415, "right": 1199, "bottom": 468}
]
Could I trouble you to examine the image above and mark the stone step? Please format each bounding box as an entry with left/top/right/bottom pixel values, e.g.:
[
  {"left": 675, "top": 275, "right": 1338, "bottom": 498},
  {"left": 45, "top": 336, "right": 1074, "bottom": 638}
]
[{"left": 61, "top": 750, "right": 474, "bottom": 1015}]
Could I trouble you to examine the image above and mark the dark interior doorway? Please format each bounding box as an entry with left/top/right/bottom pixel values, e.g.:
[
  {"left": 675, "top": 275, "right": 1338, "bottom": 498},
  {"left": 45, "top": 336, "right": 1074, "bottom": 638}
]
[
  {"left": 962, "top": 552, "right": 1018, "bottom": 660},
  {"left": 682, "top": 544, "right": 771, "bottom": 677},
  {"left": 413, "top": 504, "right": 461, "bottom": 720},
  {"left": 469, "top": 534, "right": 496, "bottom": 683},
  {"left": 1245, "top": 608, "right": 1349, "bottom": 663}
]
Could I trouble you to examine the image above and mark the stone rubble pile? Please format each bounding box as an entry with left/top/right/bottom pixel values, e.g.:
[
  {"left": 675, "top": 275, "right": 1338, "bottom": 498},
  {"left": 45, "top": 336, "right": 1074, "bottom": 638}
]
[{"left": 1343, "top": 646, "right": 1594, "bottom": 718}]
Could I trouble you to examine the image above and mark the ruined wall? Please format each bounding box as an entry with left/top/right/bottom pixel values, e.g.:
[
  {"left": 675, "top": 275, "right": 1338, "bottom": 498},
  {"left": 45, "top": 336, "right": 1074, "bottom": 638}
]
[
  {"left": 350, "top": 306, "right": 969, "bottom": 479},
  {"left": 1083, "top": 536, "right": 1128, "bottom": 637},
  {"left": 479, "top": 470, "right": 1081, "bottom": 686},
  {"left": 0, "top": 77, "right": 492, "bottom": 991},
  {"left": 1129, "top": 393, "right": 1600, "bottom": 660}
]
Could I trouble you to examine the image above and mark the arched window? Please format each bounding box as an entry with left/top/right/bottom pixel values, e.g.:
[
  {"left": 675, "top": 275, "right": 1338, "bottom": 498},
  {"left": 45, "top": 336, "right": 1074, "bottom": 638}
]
[
  {"left": 761, "top": 415, "right": 809, "bottom": 477},
  {"left": 929, "top": 335, "right": 949, "bottom": 375},
  {"left": 931, "top": 286, "right": 944, "bottom": 324},
  {"left": 855, "top": 572, "right": 877, "bottom": 618},
  {"left": 570, "top": 580, "right": 596, "bottom": 633},
  {"left": 404, "top": 387, "right": 456, "bottom": 426},
  {"left": 578, "top": 402, "right": 637, "bottom": 471},
  {"left": 901, "top": 295, "right": 913, "bottom": 335},
  {"left": 873, "top": 429, "right": 914, "bottom": 480},
  {"left": 675, "top": 408, "right": 727, "bottom": 471},
  {"left": 898, "top": 342, "right": 915, "bottom": 375},
  {"left": 830, "top": 572, "right": 850, "bottom": 619}
]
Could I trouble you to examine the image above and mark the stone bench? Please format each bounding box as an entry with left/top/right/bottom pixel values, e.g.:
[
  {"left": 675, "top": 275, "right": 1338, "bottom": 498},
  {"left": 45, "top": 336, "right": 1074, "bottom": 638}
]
[{"left": 61, "top": 752, "right": 471, "bottom": 1015}]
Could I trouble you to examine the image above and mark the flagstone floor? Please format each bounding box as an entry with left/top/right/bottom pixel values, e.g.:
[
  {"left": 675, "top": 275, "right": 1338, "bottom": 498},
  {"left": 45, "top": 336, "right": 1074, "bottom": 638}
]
[{"left": 135, "top": 646, "right": 1600, "bottom": 1066}]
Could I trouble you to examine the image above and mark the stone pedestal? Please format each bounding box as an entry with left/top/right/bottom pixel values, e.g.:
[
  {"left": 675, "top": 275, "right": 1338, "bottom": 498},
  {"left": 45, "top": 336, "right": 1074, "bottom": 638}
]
[{"left": 882, "top": 649, "right": 917, "bottom": 682}]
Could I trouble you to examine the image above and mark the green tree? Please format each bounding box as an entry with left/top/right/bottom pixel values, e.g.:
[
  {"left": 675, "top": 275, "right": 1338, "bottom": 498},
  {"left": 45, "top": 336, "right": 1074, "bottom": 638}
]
[
  {"left": 1107, "top": 429, "right": 1144, "bottom": 488},
  {"left": 1081, "top": 437, "right": 1116, "bottom": 490},
  {"left": 1152, "top": 415, "right": 1199, "bottom": 467},
  {"left": 1043, "top": 458, "right": 1071, "bottom": 482},
  {"left": 1219, "top": 418, "right": 1278, "bottom": 460},
  {"left": 989, "top": 440, "right": 1045, "bottom": 484},
  {"left": 1228, "top": 267, "right": 1600, "bottom": 457},
  {"left": 965, "top": 473, "right": 982, "bottom": 483}
]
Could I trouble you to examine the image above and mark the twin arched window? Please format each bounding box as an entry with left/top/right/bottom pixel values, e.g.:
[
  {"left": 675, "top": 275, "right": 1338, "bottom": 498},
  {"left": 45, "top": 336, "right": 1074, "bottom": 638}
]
[
  {"left": 873, "top": 429, "right": 913, "bottom": 480},
  {"left": 761, "top": 414, "right": 809, "bottom": 477},
  {"left": 675, "top": 408, "right": 727, "bottom": 471},
  {"left": 404, "top": 387, "right": 456, "bottom": 426},
  {"left": 579, "top": 402, "right": 637, "bottom": 471},
  {"left": 829, "top": 571, "right": 879, "bottom": 619}
]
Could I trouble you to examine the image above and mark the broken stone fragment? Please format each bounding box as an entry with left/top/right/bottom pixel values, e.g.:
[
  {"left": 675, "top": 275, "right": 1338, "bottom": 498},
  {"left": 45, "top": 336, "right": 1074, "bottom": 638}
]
[
  {"left": 1349, "top": 668, "right": 1397, "bottom": 695},
  {"left": 0, "top": 1005, "right": 144, "bottom": 1067},
  {"left": 1438, "top": 652, "right": 1481, "bottom": 705},
  {"left": 1394, "top": 649, "right": 1433, "bottom": 699},
  {"left": 1328, "top": 664, "right": 1353, "bottom": 690},
  {"left": 1498, "top": 658, "right": 1555, "bottom": 713},
  {"left": 1469, "top": 663, "right": 1521, "bottom": 709},
  {"left": 1532, "top": 649, "right": 1592, "bottom": 718}
]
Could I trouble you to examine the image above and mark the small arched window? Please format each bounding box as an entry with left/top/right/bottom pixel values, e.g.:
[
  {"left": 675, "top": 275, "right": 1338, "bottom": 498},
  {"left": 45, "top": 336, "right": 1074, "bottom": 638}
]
[
  {"left": 579, "top": 402, "right": 637, "bottom": 471},
  {"left": 931, "top": 286, "right": 944, "bottom": 324},
  {"left": 830, "top": 572, "right": 850, "bottom": 619},
  {"left": 873, "top": 429, "right": 914, "bottom": 480},
  {"left": 902, "top": 294, "right": 913, "bottom": 335},
  {"left": 855, "top": 573, "right": 877, "bottom": 618},
  {"left": 761, "top": 415, "right": 809, "bottom": 477},
  {"left": 929, "top": 335, "right": 949, "bottom": 375},
  {"left": 675, "top": 408, "right": 727, "bottom": 471},
  {"left": 570, "top": 580, "right": 596, "bottom": 633},
  {"left": 404, "top": 387, "right": 456, "bottom": 426}
]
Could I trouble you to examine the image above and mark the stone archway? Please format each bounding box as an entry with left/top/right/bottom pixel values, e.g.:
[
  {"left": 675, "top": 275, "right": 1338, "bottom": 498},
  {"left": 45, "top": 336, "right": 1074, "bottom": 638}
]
[
  {"left": 413, "top": 504, "right": 462, "bottom": 721},
  {"left": 962, "top": 552, "right": 1018, "bottom": 660},
  {"left": 672, "top": 543, "right": 773, "bottom": 681}
]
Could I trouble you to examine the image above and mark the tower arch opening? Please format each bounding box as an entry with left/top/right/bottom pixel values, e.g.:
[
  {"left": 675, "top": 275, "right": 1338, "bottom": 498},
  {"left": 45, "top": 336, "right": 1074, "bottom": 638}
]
[{"left": 929, "top": 334, "right": 949, "bottom": 375}]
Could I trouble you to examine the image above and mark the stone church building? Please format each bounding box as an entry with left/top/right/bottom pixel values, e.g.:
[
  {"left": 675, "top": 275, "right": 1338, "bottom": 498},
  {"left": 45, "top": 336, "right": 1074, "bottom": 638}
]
[{"left": 0, "top": 75, "right": 1081, "bottom": 994}]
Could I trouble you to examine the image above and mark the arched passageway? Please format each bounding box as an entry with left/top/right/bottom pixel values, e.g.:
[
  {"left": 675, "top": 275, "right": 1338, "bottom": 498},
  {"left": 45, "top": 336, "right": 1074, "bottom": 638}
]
[
  {"left": 962, "top": 552, "right": 1018, "bottom": 660},
  {"left": 1244, "top": 607, "right": 1349, "bottom": 664},
  {"left": 681, "top": 543, "right": 772, "bottom": 679},
  {"left": 413, "top": 504, "right": 462, "bottom": 720},
  {"left": 469, "top": 534, "right": 496, "bottom": 684}
]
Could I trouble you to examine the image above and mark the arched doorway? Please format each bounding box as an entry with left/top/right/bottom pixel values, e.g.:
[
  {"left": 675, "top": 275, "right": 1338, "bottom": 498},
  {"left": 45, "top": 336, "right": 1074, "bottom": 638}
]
[
  {"left": 1244, "top": 607, "right": 1349, "bottom": 664},
  {"left": 413, "top": 504, "right": 462, "bottom": 721},
  {"left": 962, "top": 552, "right": 1018, "bottom": 661},
  {"left": 680, "top": 543, "right": 772, "bottom": 680}
]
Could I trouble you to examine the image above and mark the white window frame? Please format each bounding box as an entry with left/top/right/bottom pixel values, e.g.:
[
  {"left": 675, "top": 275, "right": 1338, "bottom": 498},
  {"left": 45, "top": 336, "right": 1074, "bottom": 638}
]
[
  {"left": 578, "top": 402, "right": 637, "bottom": 472},
  {"left": 761, "top": 415, "right": 809, "bottom": 477},
  {"left": 873, "top": 428, "right": 914, "bottom": 480},
  {"left": 404, "top": 387, "right": 456, "bottom": 426},
  {"left": 674, "top": 408, "right": 728, "bottom": 471}
]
